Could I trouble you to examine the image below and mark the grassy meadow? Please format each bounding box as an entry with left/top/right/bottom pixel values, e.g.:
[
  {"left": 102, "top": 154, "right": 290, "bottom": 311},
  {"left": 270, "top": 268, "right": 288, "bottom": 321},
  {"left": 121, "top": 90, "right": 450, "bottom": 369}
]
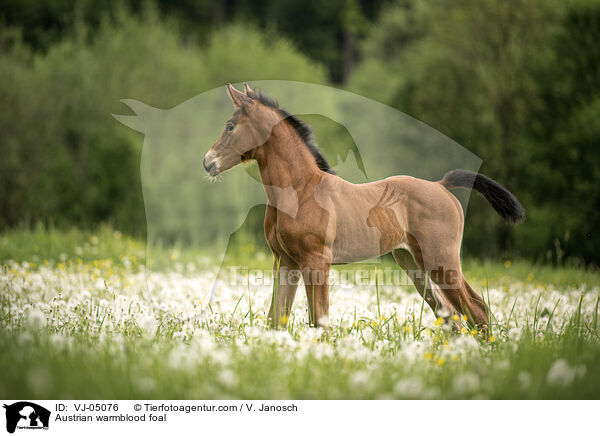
[
  {"left": 1, "top": 227, "right": 599, "bottom": 399},
  {"left": 1, "top": 0, "right": 600, "bottom": 405}
]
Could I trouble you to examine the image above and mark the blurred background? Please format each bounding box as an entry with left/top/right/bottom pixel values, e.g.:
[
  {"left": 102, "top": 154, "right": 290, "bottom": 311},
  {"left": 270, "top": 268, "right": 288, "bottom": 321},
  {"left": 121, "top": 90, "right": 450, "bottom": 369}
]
[{"left": 0, "top": 0, "right": 598, "bottom": 266}]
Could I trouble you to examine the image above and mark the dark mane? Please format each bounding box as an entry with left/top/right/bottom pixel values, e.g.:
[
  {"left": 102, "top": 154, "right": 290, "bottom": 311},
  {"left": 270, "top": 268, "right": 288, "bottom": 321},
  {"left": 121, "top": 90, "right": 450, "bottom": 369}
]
[{"left": 247, "top": 89, "right": 335, "bottom": 174}]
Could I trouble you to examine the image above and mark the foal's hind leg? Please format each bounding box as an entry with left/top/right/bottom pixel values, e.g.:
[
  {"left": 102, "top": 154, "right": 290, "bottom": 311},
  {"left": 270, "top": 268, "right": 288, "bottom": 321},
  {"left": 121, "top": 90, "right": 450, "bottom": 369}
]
[
  {"left": 462, "top": 277, "right": 489, "bottom": 327},
  {"left": 408, "top": 224, "right": 489, "bottom": 330},
  {"left": 426, "top": 256, "right": 489, "bottom": 330},
  {"left": 392, "top": 249, "right": 455, "bottom": 322}
]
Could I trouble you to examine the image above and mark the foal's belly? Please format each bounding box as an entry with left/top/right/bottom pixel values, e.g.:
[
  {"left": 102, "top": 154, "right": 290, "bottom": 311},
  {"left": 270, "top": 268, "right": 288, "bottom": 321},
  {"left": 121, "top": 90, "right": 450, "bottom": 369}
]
[
  {"left": 331, "top": 218, "right": 404, "bottom": 264},
  {"left": 332, "top": 249, "right": 383, "bottom": 265}
]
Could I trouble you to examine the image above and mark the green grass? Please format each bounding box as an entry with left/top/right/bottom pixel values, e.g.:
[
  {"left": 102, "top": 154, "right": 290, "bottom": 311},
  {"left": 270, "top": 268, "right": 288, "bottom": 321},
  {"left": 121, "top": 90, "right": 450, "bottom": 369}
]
[
  {"left": 1, "top": 227, "right": 599, "bottom": 399},
  {"left": 463, "top": 257, "right": 600, "bottom": 291},
  {"left": 0, "top": 225, "right": 146, "bottom": 268},
  {"left": 1, "top": 328, "right": 599, "bottom": 399},
  {"left": 2, "top": 226, "right": 598, "bottom": 288}
]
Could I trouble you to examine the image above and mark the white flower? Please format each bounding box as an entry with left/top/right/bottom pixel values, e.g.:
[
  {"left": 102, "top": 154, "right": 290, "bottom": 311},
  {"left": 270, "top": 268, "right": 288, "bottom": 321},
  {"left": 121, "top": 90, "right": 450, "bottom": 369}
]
[
  {"left": 508, "top": 327, "right": 522, "bottom": 341},
  {"left": 546, "top": 359, "right": 586, "bottom": 387},
  {"left": 394, "top": 378, "right": 424, "bottom": 398},
  {"left": 453, "top": 372, "right": 480, "bottom": 394},
  {"left": 218, "top": 369, "right": 237, "bottom": 388},
  {"left": 168, "top": 344, "right": 196, "bottom": 370},
  {"left": 350, "top": 370, "right": 370, "bottom": 388},
  {"left": 49, "top": 333, "right": 71, "bottom": 350},
  {"left": 211, "top": 350, "right": 231, "bottom": 366},
  {"left": 191, "top": 330, "right": 216, "bottom": 354},
  {"left": 26, "top": 308, "right": 46, "bottom": 330},
  {"left": 138, "top": 314, "right": 158, "bottom": 336}
]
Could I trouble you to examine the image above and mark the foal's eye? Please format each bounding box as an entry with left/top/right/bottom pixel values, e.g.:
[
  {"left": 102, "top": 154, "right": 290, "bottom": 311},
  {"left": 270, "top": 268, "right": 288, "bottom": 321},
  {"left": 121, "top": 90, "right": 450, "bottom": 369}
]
[{"left": 226, "top": 124, "right": 235, "bottom": 132}]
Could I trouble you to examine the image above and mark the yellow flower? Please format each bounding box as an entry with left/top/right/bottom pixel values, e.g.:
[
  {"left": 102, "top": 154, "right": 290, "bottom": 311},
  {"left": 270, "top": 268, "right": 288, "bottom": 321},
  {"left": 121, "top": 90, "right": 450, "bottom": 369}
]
[
  {"left": 423, "top": 352, "right": 433, "bottom": 361},
  {"left": 434, "top": 317, "right": 444, "bottom": 327},
  {"left": 279, "top": 315, "right": 289, "bottom": 326},
  {"left": 451, "top": 354, "right": 459, "bottom": 362},
  {"left": 452, "top": 314, "right": 459, "bottom": 321},
  {"left": 504, "top": 260, "right": 511, "bottom": 268},
  {"left": 436, "top": 357, "right": 446, "bottom": 366},
  {"left": 460, "top": 327, "right": 468, "bottom": 334},
  {"left": 489, "top": 335, "right": 496, "bottom": 343},
  {"left": 461, "top": 315, "right": 468, "bottom": 322}
]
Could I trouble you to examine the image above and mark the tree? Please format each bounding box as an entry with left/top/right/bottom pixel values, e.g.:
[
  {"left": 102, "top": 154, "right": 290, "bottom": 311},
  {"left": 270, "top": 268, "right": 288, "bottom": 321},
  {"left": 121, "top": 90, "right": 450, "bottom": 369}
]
[
  {"left": 524, "top": 0, "right": 600, "bottom": 264},
  {"left": 349, "top": 0, "right": 564, "bottom": 261}
]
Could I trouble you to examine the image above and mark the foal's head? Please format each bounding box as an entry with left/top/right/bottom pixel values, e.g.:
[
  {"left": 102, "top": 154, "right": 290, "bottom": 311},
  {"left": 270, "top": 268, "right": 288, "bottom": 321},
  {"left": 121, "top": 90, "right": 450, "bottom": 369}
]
[{"left": 203, "top": 83, "right": 280, "bottom": 177}]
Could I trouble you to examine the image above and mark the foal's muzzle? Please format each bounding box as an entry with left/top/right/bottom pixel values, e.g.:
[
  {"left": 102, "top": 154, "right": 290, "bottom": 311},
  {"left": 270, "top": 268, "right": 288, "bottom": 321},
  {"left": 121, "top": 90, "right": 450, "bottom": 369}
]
[{"left": 203, "top": 155, "right": 219, "bottom": 177}]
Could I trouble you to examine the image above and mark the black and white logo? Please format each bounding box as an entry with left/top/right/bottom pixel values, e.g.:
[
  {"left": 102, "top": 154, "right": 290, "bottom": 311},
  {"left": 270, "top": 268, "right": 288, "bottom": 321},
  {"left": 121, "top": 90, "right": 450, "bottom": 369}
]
[{"left": 3, "top": 402, "right": 50, "bottom": 434}]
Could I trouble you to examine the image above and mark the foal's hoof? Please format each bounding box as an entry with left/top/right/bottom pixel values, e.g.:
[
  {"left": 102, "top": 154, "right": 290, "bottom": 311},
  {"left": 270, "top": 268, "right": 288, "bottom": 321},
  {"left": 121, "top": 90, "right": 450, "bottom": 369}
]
[{"left": 316, "top": 315, "right": 330, "bottom": 329}]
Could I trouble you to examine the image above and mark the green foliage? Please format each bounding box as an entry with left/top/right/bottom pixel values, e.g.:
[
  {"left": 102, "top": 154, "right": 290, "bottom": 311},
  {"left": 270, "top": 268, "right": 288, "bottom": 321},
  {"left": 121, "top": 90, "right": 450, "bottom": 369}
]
[
  {"left": 1, "top": 0, "right": 600, "bottom": 264},
  {"left": 0, "top": 0, "right": 387, "bottom": 82},
  {"left": 350, "top": 0, "right": 600, "bottom": 264},
  {"left": 523, "top": 0, "right": 600, "bottom": 264},
  {"left": 0, "top": 10, "right": 326, "bottom": 237}
]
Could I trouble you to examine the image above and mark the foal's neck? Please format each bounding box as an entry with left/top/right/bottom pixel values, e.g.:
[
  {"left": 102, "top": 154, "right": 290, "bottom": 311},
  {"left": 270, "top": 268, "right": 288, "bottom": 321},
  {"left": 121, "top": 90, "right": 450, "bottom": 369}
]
[{"left": 254, "top": 119, "right": 322, "bottom": 205}]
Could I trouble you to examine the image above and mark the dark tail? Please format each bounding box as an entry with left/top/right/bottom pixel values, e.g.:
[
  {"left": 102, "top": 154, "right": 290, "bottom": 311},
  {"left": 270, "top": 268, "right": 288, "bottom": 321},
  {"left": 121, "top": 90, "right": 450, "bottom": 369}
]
[{"left": 440, "top": 169, "right": 525, "bottom": 224}]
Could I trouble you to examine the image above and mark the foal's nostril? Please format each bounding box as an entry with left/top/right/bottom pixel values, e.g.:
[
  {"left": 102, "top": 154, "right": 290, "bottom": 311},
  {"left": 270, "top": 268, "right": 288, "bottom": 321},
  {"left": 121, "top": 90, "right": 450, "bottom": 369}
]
[
  {"left": 203, "top": 157, "right": 216, "bottom": 175},
  {"left": 203, "top": 156, "right": 212, "bottom": 172}
]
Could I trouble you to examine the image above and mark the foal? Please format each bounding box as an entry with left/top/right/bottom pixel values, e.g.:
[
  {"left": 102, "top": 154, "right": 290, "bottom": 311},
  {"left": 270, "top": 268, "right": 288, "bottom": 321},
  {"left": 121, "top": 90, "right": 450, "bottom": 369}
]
[{"left": 204, "top": 84, "right": 525, "bottom": 330}]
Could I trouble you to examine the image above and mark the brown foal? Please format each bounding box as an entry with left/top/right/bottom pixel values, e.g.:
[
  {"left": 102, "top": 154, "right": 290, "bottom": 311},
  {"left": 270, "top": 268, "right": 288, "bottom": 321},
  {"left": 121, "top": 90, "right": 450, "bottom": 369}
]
[{"left": 204, "top": 84, "right": 525, "bottom": 331}]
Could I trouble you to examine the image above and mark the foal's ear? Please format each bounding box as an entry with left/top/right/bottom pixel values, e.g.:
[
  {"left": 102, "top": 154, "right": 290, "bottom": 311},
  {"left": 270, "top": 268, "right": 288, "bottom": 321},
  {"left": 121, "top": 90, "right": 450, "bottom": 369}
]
[
  {"left": 226, "top": 83, "right": 254, "bottom": 112},
  {"left": 244, "top": 83, "right": 256, "bottom": 97}
]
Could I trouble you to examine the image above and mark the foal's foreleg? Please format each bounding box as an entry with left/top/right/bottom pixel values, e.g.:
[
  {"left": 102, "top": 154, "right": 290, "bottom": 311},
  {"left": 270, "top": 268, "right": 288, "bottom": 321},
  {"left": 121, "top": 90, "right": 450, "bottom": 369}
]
[
  {"left": 268, "top": 254, "right": 300, "bottom": 328},
  {"left": 300, "top": 260, "right": 331, "bottom": 328}
]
